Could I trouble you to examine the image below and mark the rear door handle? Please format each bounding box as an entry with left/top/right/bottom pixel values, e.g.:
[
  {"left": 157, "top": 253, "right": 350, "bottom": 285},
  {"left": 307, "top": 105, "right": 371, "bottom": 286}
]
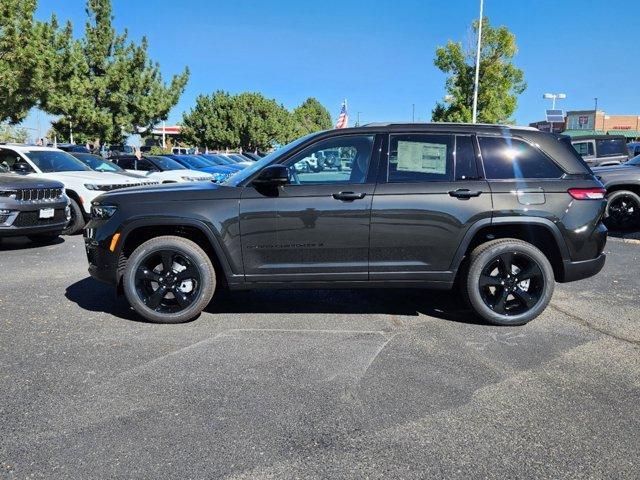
[
  {"left": 449, "top": 189, "right": 482, "bottom": 199},
  {"left": 332, "top": 191, "right": 366, "bottom": 201}
]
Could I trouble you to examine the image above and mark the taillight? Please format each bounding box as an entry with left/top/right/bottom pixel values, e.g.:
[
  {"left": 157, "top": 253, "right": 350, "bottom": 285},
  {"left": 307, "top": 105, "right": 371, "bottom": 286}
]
[{"left": 568, "top": 188, "right": 606, "bottom": 200}]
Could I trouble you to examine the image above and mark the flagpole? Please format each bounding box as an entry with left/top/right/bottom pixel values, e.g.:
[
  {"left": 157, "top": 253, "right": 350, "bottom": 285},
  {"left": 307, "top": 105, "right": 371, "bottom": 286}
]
[{"left": 471, "top": 0, "right": 484, "bottom": 124}]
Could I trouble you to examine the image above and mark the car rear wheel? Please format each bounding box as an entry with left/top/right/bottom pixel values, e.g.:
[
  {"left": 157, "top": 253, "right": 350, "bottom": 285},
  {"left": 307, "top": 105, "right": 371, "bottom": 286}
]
[
  {"left": 62, "top": 198, "right": 85, "bottom": 235},
  {"left": 605, "top": 190, "right": 640, "bottom": 230},
  {"left": 463, "top": 239, "right": 555, "bottom": 326},
  {"left": 123, "top": 235, "right": 216, "bottom": 323}
]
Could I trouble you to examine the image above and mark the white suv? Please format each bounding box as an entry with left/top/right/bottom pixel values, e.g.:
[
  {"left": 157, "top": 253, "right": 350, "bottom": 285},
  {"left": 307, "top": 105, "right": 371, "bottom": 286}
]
[{"left": 0, "top": 145, "right": 157, "bottom": 234}]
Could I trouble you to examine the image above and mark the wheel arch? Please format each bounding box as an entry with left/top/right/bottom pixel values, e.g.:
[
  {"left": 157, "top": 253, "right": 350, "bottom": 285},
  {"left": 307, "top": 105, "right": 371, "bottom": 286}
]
[
  {"left": 451, "top": 217, "right": 569, "bottom": 282},
  {"left": 116, "top": 217, "right": 234, "bottom": 291}
]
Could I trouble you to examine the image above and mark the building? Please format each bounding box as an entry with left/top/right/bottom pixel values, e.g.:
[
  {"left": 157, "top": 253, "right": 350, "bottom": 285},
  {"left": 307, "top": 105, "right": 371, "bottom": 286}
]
[{"left": 530, "top": 110, "right": 640, "bottom": 140}]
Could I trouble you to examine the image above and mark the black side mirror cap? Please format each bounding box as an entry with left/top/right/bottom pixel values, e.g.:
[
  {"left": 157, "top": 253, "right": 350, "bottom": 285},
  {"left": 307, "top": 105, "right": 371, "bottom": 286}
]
[{"left": 252, "top": 164, "right": 289, "bottom": 186}]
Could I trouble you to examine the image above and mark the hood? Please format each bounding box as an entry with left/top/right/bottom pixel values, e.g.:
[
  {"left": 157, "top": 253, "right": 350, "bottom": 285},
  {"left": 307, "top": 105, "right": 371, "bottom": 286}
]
[
  {"left": 592, "top": 164, "right": 637, "bottom": 174},
  {"left": 94, "top": 180, "right": 241, "bottom": 204},
  {"left": 0, "top": 173, "right": 64, "bottom": 189},
  {"left": 37, "top": 170, "right": 157, "bottom": 185}
]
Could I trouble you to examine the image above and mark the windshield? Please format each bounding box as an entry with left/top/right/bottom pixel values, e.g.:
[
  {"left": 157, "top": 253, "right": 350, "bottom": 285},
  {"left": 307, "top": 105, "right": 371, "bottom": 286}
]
[
  {"left": 226, "top": 133, "right": 317, "bottom": 186},
  {"left": 596, "top": 138, "right": 628, "bottom": 157},
  {"left": 177, "top": 155, "right": 211, "bottom": 169},
  {"left": 148, "top": 156, "right": 186, "bottom": 170},
  {"left": 74, "top": 153, "right": 123, "bottom": 172},
  {"left": 26, "top": 150, "right": 91, "bottom": 173}
]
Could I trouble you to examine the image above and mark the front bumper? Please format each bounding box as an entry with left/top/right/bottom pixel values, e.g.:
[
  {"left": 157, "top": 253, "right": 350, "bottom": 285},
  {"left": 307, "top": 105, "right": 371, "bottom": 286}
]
[
  {"left": 561, "top": 253, "right": 606, "bottom": 283},
  {"left": 84, "top": 227, "right": 120, "bottom": 285},
  {"left": 0, "top": 204, "right": 69, "bottom": 237}
]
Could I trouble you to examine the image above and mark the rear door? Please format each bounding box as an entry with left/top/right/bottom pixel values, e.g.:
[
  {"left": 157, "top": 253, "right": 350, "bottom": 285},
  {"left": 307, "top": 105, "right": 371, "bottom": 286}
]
[
  {"left": 369, "top": 132, "right": 492, "bottom": 280},
  {"left": 240, "top": 134, "right": 380, "bottom": 282}
]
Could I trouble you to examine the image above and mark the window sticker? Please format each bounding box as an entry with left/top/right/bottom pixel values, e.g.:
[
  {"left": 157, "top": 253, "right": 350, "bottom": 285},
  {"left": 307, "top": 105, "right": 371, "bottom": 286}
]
[{"left": 397, "top": 141, "right": 447, "bottom": 174}]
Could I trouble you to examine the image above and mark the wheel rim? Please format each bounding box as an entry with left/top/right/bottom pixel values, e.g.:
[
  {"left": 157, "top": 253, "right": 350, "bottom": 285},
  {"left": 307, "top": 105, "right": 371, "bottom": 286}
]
[
  {"left": 478, "top": 252, "right": 545, "bottom": 317},
  {"left": 608, "top": 195, "right": 639, "bottom": 228},
  {"left": 134, "top": 249, "right": 201, "bottom": 314}
]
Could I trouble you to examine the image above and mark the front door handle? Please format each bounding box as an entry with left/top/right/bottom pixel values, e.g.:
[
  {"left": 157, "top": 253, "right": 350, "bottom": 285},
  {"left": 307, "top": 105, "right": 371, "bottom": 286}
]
[
  {"left": 449, "top": 189, "right": 482, "bottom": 199},
  {"left": 332, "top": 191, "right": 366, "bottom": 201}
]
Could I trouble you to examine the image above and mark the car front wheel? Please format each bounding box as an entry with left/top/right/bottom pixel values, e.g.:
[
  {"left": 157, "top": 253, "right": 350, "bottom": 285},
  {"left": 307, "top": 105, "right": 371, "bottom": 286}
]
[
  {"left": 605, "top": 190, "right": 640, "bottom": 230},
  {"left": 123, "top": 235, "right": 216, "bottom": 323},
  {"left": 62, "top": 198, "right": 85, "bottom": 235},
  {"left": 463, "top": 239, "right": 555, "bottom": 326}
]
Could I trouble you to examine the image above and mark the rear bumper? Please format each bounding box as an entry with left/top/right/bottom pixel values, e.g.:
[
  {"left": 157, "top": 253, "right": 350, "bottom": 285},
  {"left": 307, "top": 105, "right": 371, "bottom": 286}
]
[{"left": 560, "top": 253, "right": 606, "bottom": 283}]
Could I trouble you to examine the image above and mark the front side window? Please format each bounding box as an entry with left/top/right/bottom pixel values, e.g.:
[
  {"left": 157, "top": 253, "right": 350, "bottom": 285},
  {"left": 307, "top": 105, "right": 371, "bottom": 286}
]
[
  {"left": 0, "top": 149, "right": 25, "bottom": 171},
  {"left": 388, "top": 134, "right": 454, "bottom": 183},
  {"left": 573, "top": 142, "right": 594, "bottom": 157},
  {"left": 25, "top": 150, "right": 90, "bottom": 173},
  {"left": 115, "top": 157, "right": 136, "bottom": 169},
  {"left": 285, "top": 135, "right": 374, "bottom": 185},
  {"left": 479, "top": 136, "right": 564, "bottom": 180}
]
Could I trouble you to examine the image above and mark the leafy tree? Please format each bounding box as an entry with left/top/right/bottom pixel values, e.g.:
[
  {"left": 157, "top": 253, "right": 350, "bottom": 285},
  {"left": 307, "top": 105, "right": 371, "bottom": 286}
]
[
  {"left": 235, "top": 92, "right": 291, "bottom": 151},
  {"left": 289, "top": 98, "right": 332, "bottom": 140},
  {"left": 0, "top": 0, "right": 64, "bottom": 124},
  {"left": 181, "top": 91, "right": 242, "bottom": 150},
  {"left": 432, "top": 17, "right": 526, "bottom": 124},
  {"left": 182, "top": 93, "right": 331, "bottom": 150},
  {"left": 43, "top": 0, "right": 189, "bottom": 145},
  {"left": 0, "top": 124, "right": 29, "bottom": 143}
]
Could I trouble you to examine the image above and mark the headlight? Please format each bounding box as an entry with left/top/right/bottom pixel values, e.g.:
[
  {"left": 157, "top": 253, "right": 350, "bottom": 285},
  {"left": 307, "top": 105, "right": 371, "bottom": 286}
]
[
  {"left": 181, "top": 176, "right": 198, "bottom": 182},
  {"left": 90, "top": 204, "right": 117, "bottom": 219},
  {"left": 211, "top": 173, "right": 231, "bottom": 183},
  {"left": 84, "top": 184, "right": 103, "bottom": 191}
]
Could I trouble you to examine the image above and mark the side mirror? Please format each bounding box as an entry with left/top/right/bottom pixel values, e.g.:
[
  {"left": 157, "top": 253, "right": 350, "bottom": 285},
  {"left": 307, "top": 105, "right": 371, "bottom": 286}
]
[
  {"left": 252, "top": 164, "right": 289, "bottom": 186},
  {"left": 13, "top": 162, "right": 32, "bottom": 174}
]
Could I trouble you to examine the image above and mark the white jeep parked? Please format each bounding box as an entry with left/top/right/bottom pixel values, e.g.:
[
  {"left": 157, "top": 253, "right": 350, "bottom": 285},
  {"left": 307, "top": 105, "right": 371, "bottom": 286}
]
[{"left": 0, "top": 145, "right": 157, "bottom": 234}]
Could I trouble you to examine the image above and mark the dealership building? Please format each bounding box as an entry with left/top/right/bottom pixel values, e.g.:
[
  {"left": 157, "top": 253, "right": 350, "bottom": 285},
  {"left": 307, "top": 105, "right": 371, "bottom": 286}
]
[{"left": 530, "top": 110, "right": 640, "bottom": 140}]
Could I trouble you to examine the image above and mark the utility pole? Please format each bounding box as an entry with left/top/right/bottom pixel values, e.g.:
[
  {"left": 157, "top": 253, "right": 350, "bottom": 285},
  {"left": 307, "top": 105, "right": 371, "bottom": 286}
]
[
  {"left": 594, "top": 97, "right": 598, "bottom": 111},
  {"left": 471, "top": 0, "right": 484, "bottom": 123},
  {"left": 356, "top": 112, "right": 362, "bottom": 127},
  {"left": 412, "top": 104, "right": 415, "bottom": 122}
]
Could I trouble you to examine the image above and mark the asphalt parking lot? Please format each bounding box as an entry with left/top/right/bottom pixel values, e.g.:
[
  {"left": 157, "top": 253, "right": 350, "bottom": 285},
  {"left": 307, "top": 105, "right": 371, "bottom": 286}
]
[{"left": 1, "top": 235, "right": 639, "bottom": 479}]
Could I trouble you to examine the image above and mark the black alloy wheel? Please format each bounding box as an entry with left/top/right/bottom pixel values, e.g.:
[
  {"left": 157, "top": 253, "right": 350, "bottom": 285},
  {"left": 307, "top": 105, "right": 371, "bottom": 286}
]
[
  {"left": 478, "top": 252, "right": 544, "bottom": 316},
  {"left": 606, "top": 191, "right": 640, "bottom": 230},
  {"left": 464, "top": 238, "right": 555, "bottom": 326},
  {"left": 134, "top": 249, "right": 201, "bottom": 314}
]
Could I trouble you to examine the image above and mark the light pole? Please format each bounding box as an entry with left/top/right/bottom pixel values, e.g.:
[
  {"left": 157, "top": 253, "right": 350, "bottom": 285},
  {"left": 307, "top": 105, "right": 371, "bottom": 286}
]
[
  {"left": 471, "top": 0, "right": 484, "bottom": 123},
  {"left": 355, "top": 112, "right": 362, "bottom": 127},
  {"left": 543, "top": 92, "right": 566, "bottom": 132}
]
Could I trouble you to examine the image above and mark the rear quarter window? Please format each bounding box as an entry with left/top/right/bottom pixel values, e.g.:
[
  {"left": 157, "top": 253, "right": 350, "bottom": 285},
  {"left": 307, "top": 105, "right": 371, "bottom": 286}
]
[
  {"left": 478, "top": 136, "right": 564, "bottom": 180},
  {"left": 596, "top": 138, "right": 628, "bottom": 157}
]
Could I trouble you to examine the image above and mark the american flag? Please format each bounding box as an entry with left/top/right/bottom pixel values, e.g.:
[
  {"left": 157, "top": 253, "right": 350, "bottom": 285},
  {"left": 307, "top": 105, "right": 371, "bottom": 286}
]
[{"left": 335, "top": 100, "right": 348, "bottom": 129}]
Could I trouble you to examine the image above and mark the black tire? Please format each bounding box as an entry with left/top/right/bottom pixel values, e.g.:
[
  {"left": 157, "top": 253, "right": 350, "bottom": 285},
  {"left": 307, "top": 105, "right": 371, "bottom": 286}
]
[
  {"left": 123, "top": 235, "right": 216, "bottom": 323},
  {"left": 28, "top": 234, "right": 61, "bottom": 244},
  {"left": 604, "top": 190, "right": 640, "bottom": 231},
  {"left": 62, "top": 198, "right": 85, "bottom": 235},
  {"left": 463, "top": 239, "right": 555, "bottom": 326}
]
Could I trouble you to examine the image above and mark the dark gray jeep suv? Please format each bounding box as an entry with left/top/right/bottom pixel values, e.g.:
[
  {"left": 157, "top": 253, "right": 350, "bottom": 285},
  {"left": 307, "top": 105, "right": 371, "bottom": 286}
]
[
  {"left": 0, "top": 165, "right": 69, "bottom": 242},
  {"left": 84, "top": 124, "right": 607, "bottom": 326}
]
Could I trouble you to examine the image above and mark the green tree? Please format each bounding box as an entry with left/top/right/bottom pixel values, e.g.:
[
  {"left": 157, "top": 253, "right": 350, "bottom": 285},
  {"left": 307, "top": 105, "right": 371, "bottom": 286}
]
[
  {"left": 0, "top": 124, "right": 29, "bottom": 143},
  {"left": 235, "top": 92, "right": 291, "bottom": 151},
  {"left": 181, "top": 91, "right": 242, "bottom": 150},
  {"left": 432, "top": 17, "right": 526, "bottom": 124},
  {"left": 289, "top": 97, "right": 332, "bottom": 140},
  {"left": 43, "top": 0, "right": 189, "bottom": 145},
  {"left": 0, "top": 0, "right": 64, "bottom": 124}
]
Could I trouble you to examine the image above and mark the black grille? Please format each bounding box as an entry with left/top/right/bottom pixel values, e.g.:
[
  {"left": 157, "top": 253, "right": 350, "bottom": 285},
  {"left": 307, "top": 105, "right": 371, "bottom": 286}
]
[
  {"left": 13, "top": 209, "right": 66, "bottom": 227},
  {"left": 16, "top": 188, "right": 63, "bottom": 202}
]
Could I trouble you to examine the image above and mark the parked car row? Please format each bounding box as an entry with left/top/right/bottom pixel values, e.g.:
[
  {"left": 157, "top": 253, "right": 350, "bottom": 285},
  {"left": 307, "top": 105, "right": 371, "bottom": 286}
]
[{"left": 0, "top": 143, "right": 262, "bottom": 241}]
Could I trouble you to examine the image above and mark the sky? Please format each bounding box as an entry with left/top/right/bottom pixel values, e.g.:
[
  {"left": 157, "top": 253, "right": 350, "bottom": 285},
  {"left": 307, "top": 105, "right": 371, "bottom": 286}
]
[{"left": 23, "top": 0, "right": 640, "bottom": 139}]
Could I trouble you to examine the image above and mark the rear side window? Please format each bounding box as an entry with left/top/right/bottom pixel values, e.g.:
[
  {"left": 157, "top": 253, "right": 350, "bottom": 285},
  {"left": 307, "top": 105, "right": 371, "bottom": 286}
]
[
  {"left": 455, "top": 136, "right": 478, "bottom": 180},
  {"left": 596, "top": 138, "right": 627, "bottom": 157},
  {"left": 479, "top": 136, "right": 564, "bottom": 180},
  {"left": 573, "top": 142, "right": 594, "bottom": 157},
  {"left": 115, "top": 157, "right": 135, "bottom": 169},
  {"left": 388, "top": 134, "right": 454, "bottom": 182}
]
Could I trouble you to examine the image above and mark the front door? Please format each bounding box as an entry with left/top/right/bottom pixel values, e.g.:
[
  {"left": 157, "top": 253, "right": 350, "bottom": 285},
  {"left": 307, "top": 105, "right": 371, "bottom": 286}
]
[
  {"left": 240, "top": 134, "right": 379, "bottom": 282},
  {"left": 369, "top": 133, "right": 492, "bottom": 281}
]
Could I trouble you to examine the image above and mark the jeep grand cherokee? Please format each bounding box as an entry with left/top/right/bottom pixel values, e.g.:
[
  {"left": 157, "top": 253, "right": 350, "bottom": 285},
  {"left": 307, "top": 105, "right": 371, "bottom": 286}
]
[{"left": 84, "top": 124, "right": 607, "bottom": 326}]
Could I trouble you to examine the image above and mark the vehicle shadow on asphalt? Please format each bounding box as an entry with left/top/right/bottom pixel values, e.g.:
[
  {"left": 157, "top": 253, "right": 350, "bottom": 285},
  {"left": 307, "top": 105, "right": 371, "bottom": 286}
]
[
  {"left": 65, "top": 276, "right": 485, "bottom": 325},
  {"left": 0, "top": 236, "right": 65, "bottom": 251}
]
